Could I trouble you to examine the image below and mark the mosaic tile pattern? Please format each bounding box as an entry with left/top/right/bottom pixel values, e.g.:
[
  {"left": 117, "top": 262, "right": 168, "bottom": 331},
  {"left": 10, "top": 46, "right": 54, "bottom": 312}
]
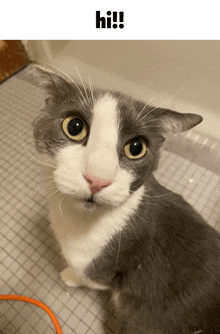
[{"left": 1, "top": 71, "right": 220, "bottom": 334}]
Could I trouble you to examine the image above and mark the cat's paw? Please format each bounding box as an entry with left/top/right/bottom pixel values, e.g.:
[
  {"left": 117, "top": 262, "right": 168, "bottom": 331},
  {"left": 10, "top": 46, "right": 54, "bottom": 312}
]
[{"left": 60, "top": 267, "right": 82, "bottom": 288}]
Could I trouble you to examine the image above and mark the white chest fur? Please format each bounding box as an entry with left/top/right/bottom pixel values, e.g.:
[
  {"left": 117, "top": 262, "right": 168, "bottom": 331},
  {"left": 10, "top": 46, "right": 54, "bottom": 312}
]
[{"left": 48, "top": 186, "right": 144, "bottom": 276}]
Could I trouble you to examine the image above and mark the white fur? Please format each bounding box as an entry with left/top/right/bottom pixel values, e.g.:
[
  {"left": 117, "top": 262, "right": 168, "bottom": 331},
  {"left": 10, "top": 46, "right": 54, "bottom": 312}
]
[
  {"left": 84, "top": 94, "right": 119, "bottom": 182},
  {"left": 48, "top": 182, "right": 144, "bottom": 287},
  {"left": 53, "top": 144, "right": 135, "bottom": 207},
  {"left": 39, "top": 94, "right": 144, "bottom": 288}
]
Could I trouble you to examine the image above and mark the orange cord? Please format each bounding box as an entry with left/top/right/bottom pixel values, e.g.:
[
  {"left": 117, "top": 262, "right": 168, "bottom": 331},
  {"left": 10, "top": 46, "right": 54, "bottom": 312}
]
[{"left": 0, "top": 295, "right": 62, "bottom": 334}]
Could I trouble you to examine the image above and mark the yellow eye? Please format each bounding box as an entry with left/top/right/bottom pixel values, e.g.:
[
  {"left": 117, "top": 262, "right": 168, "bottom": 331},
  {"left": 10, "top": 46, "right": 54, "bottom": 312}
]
[
  {"left": 62, "top": 116, "right": 87, "bottom": 141},
  {"left": 124, "top": 138, "right": 147, "bottom": 159}
]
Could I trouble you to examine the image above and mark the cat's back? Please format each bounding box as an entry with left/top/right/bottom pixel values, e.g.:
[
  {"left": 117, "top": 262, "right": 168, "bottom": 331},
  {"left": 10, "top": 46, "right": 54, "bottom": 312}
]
[
  {"left": 138, "top": 179, "right": 220, "bottom": 272},
  {"left": 110, "top": 184, "right": 220, "bottom": 334}
]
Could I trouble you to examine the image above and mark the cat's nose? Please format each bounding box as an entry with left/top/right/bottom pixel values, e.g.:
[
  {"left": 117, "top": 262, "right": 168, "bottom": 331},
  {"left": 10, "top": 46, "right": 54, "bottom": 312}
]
[{"left": 83, "top": 172, "right": 112, "bottom": 194}]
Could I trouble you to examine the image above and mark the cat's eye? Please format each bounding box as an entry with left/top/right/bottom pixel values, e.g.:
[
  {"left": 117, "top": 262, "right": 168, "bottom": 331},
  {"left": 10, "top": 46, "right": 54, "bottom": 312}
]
[
  {"left": 62, "top": 116, "right": 87, "bottom": 141},
  {"left": 124, "top": 138, "right": 147, "bottom": 159}
]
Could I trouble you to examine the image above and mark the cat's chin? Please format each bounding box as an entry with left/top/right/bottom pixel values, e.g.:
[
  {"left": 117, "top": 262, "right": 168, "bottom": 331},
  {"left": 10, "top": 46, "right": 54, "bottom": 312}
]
[
  {"left": 69, "top": 194, "right": 103, "bottom": 212},
  {"left": 83, "top": 200, "right": 98, "bottom": 211},
  {"left": 71, "top": 194, "right": 123, "bottom": 212}
]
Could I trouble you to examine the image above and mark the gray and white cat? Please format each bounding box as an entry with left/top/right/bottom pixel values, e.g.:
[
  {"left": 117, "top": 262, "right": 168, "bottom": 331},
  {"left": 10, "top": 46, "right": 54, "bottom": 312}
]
[{"left": 33, "top": 66, "right": 220, "bottom": 334}]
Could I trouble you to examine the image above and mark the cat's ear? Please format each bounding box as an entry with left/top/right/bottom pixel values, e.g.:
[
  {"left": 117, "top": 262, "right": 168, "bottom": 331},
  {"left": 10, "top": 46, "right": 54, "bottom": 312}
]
[
  {"left": 33, "top": 64, "right": 74, "bottom": 104},
  {"left": 155, "top": 108, "right": 203, "bottom": 136}
]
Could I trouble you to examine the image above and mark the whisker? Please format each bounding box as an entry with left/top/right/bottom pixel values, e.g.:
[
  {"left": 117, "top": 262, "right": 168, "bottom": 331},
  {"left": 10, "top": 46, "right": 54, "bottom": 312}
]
[
  {"left": 135, "top": 212, "right": 147, "bottom": 223},
  {"left": 34, "top": 138, "right": 65, "bottom": 150},
  {"left": 59, "top": 195, "right": 66, "bottom": 217},
  {"left": 34, "top": 132, "right": 66, "bottom": 144},
  {"left": 140, "top": 87, "right": 184, "bottom": 122},
  {"left": 135, "top": 213, "right": 157, "bottom": 225},
  {"left": 141, "top": 125, "right": 167, "bottom": 130},
  {"left": 88, "top": 75, "right": 94, "bottom": 103},
  {"left": 143, "top": 192, "right": 172, "bottom": 198},
  {"left": 136, "top": 96, "right": 155, "bottom": 120},
  {"left": 130, "top": 188, "right": 167, "bottom": 201},
  {"left": 75, "top": 66, "right": 90, "bottom": 104},
  {"left": 38, "top": 61, "right": 86, "bottom": 100},
  {"left": 48, "top": 189, "right": 60, "bottom": 199},
  {"left": 51, "top": 139, "right": 65, "bottom": 144},
  {"left": 143, "top": 118, "right": 162, "bottom": 125},
  {"left": 139, "top": 198, "right": 160, "bottom": 206},
  {"left": 43, "top": 180, "right": 57, "bottom": 188},
  {"left": 45, "top": 186, "right": 58, "bottom": 192},
  {"left": 19, "top": 130, "right": 56, "bottom": 169},
  {"left": 44, "top": 180, "right": 56, "bottom": 187},
  {"left": 129, "top": 220, "right": 138, "bottom": 240},
  {"left": 45, "top": 138, "right": 65, "bottom": 144},
  {"left": 115, "top": 231, "right": 121, "bottom": 271}
]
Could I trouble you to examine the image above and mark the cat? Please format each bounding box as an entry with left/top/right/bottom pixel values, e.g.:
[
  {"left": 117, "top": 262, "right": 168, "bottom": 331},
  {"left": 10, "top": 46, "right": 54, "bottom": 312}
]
[{"left": 33, "top": 65, "right": 220, "bottom": 334}]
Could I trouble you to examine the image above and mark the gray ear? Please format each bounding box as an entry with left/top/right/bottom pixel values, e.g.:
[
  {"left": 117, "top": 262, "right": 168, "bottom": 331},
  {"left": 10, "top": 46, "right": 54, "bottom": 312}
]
[
  {"left": 34, "top": 64, "right": 74, "bottom": 103},
  {"left": 156, "top": 108, "right": 203, "bottom": 136}
]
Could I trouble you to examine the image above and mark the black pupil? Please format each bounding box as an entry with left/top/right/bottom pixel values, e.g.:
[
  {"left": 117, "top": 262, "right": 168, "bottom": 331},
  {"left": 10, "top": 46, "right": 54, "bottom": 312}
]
[
  {"left": 130, "top": 139, "right": 143, "bottom": 156},
  {"left": 68, "top": 118, "right": 83, "bottom": 136}
]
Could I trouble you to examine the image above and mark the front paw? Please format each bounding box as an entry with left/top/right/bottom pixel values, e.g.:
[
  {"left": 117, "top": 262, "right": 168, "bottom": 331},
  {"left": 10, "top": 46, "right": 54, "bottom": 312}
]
[{"left": 60, "top": 267, "right": 82, "bottom": 288}]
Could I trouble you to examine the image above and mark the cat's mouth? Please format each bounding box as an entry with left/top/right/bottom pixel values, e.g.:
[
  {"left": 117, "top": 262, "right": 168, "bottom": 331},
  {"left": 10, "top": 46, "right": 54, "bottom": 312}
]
[
  {"left": 83, "top": 194, "right": 111, "bottom": 210},
  {"left": 83, "top": 195, "right": 96, "bottom": 209},
  {"left": 87, "top": 195, "right": 94, "bottom": 203}
]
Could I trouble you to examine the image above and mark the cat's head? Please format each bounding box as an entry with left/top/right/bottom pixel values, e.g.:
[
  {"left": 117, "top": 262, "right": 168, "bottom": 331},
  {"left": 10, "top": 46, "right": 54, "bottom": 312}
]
[{"left": 33, "top": 66, "right": 202, "bottom": 210}]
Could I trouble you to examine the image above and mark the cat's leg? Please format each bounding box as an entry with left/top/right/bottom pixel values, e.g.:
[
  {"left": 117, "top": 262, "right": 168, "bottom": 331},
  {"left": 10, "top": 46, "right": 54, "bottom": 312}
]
[
  {"left": 81, "top": 275, "right": 109, "bottom": 290},
  {"left": 61, "top": 267, "right": 109, "bottom": 290},
  {"left": 60, "top": 267, "right": 83, "bottom": 287}
]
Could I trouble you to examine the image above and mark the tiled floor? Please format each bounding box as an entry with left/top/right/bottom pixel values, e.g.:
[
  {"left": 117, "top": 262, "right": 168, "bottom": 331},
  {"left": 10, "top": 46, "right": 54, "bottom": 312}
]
[{"left": 1, "top": 68, "right": 220, "bottom": 334}]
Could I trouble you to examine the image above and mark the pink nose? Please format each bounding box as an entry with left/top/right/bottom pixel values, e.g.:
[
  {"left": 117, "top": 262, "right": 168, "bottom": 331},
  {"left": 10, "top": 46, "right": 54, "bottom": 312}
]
[{"left": 83, "top": 172, "right": 112, "bottom": 194}]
